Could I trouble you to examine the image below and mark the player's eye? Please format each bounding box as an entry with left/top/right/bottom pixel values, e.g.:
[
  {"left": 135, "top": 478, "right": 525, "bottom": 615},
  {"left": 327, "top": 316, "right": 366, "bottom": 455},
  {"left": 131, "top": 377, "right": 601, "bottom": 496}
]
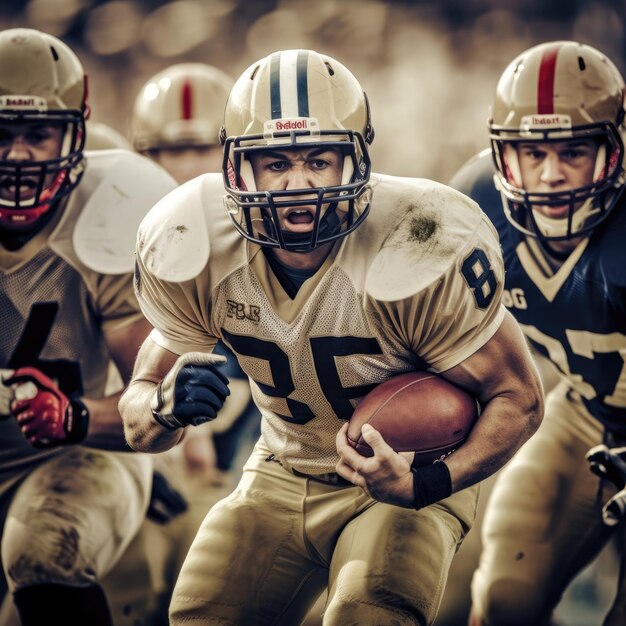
[
  {"left": 25, "top": 129, "right": 51, "bottom": 144},
  {"left": 523, "top": 149, "right": 546, "bottom": 161},
  {"left": 267, "top": 160, "right": 289, "bottom": 172},
  {"left": 561, "top": 148, "right": 588, "bottom": 160}
]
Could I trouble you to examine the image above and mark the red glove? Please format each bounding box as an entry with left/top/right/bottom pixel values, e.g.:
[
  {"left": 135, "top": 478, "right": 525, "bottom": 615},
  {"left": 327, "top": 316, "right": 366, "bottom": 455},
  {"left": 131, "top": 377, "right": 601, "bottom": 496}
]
[{"left": 4, "top": 367, "right": 89, "bottom": 448}]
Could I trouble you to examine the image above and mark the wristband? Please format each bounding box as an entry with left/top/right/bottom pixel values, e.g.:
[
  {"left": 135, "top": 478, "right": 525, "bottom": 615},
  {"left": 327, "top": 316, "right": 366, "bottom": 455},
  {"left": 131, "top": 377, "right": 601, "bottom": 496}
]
[
  {"left": 66, "top": 398, "right": 90, "bottom": 444},
  {"left": 150, "top": 383, "right": 184, "bottom": 430},
  {"left": 411, "top": 460, "right": 452, "bottom": 510}
]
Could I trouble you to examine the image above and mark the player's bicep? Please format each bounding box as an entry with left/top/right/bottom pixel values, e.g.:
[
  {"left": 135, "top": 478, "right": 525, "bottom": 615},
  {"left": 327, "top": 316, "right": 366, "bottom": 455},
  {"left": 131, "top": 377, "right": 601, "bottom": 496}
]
[
  {"left": 130, "top": 334, "right": 181, "bottom": 386},
  {"left": 441, "top": 310, "right": 543, "bottom": 410}
]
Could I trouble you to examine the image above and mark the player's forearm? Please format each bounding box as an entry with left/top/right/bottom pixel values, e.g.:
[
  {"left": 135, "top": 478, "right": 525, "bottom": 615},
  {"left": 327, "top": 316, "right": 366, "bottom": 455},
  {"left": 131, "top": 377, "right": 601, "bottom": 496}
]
[
  {"left": 78, "top": 391, "right": 134, "bottom": 451},
  {"left": 445, "top": 389, "right": 543, "bottom": 492},
  {"left": 441, "top": 312, "right": 545, "bottom": 492},
  {"left": 118, "top": 379, "right": 184, "bottom": 453}
]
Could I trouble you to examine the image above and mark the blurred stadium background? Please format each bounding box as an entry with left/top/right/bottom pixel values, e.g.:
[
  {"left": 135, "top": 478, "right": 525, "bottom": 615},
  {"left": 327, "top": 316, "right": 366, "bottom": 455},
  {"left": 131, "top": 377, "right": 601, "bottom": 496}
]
[{"left": 0, "top": 0, "right": 623, "bottom": 183}]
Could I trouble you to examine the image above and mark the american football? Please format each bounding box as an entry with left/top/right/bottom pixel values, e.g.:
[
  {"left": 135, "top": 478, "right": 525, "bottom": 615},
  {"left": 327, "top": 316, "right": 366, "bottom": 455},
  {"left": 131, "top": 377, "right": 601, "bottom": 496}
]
[{"left": 347, "top": 371, "right": 479, "bottom": 465}]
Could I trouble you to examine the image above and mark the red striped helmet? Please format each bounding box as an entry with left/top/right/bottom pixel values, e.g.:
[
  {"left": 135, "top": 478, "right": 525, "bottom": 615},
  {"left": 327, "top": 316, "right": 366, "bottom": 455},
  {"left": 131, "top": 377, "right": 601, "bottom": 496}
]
[
  {"left": 490, "top": 41, "right": 626, "bottom": 240},
  {"left": 131, "top": 63, "right": 232, "bottom": 152},
  {"left": 220, "top": 49, "right": 375, "bottom": 252}
]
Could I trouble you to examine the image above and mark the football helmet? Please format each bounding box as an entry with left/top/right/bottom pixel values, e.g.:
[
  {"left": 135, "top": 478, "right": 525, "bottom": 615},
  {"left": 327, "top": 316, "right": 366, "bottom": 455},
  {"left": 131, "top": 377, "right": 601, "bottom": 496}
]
[
  {"left": 0, "top": 28, "right": 88, "bottom": 228},
  {"left": 220, "top": 49, "right": 375, "bottom": 252},
  {"left": 131, "top": 63, "right": 233, "bottom": 151},
  {"left": 85, "top": 121, "right": 131, "bottom": 151},
  {"left": 490, "top": 41, "right": 626, "bottom": 241}
]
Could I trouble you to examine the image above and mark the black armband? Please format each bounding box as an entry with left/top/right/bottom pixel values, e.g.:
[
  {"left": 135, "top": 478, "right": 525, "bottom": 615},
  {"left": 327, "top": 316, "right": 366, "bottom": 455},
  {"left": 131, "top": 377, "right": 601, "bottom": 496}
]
[
  {"left": 66, "top": 398, "right": 90, "bottom": 444},
  {"left": 411, "top": 460, "right": 452, "bottom": 510}
]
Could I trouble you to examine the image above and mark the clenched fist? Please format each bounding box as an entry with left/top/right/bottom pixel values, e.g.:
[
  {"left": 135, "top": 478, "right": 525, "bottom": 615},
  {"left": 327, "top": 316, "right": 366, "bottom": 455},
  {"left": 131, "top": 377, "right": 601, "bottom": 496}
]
[
  {"left": 3, "top": 367, "right": 89, "bottom": 448},
  {"left": 151, "top": 352, "right": 230, "bottom": 430}
]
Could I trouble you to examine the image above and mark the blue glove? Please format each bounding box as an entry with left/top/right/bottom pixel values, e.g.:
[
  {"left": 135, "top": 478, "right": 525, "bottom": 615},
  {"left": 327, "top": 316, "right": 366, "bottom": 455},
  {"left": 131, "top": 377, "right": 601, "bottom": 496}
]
[
  {"left": 147, "top": 470, "right": 188, "bottom": 524},
  {"left": 151, "top": 352, "right": 230, "bottom": 430},
  {"left": 587, "top": 444, "right": 626, "bottom": 526}
]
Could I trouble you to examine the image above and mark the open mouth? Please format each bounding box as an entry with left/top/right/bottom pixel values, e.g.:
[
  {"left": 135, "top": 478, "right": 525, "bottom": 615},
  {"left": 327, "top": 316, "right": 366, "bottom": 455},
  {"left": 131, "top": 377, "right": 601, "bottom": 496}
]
[
  {"left": 0, "top": 177, "right": 38, "bottom": 201},
  {"left": 539, "top": 205, "right": 570, "bottom": 219},
  {"left": 283, "top": 207, "right": 316, "bottom": 231}
]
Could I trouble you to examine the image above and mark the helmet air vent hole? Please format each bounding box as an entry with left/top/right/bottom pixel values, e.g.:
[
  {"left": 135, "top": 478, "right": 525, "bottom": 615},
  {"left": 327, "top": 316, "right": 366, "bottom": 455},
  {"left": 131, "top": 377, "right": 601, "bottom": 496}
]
[
  {"left": 250, "top": 65, "right": 259, "bottom": 80},
  {"left": 324, "top": 61, "right": 335, "bottom": 76},
  {"left": 50, "top": 45, "right": 59, "bottom": 61},
  {"left": 578, "top": 57, "right": 586, "bottom": 71}
]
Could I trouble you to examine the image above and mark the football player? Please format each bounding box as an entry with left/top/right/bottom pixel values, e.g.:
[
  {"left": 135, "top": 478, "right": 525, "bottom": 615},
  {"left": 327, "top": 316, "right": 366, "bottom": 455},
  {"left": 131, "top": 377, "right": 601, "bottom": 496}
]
[
  {"left": 129, "top": 62, "right": 261, "bottom": 613},
  {"left": 449, "top": 41, "right": 626, "bottom": 626},
  {"left": 131, "top": 62, "right": 231, "bottom": 183},
  {"left": 0, "top": 28, "right": 177, "bottom": 626},
  {"left": 119, "top": 49, "right": 543, "bottom": 625}
]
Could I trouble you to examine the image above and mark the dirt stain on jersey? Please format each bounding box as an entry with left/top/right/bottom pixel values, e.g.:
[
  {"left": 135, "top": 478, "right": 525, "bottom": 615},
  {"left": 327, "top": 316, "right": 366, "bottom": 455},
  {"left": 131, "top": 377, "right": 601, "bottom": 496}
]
[
  {"left": 53, "top": 526, "right": 80, "bottom": 571},
  {"left": 112, "top": 184, "right": 130, "bottom": 199},
  {"left": 8, "top": 555, "right": 47, "bottom": 586},
  {"left": 408, "top": 213, "right": 438, "bottom": 244},
  {"left": 384, "top": 203, "right": 442, "bottom": 252},
  {"left": 39, "top": 496, "right": 80, "bottom": 524},
  {"left": 7, "top": 525, "right": 80, "bottom": 585},
  {"left": 165, "top": 224, "right": 189, "bottom": 243}
]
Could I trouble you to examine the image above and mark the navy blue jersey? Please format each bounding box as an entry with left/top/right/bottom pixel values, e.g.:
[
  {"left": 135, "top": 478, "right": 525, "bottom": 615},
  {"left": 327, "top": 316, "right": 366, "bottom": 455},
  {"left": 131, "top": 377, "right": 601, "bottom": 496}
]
[{"left": 450, "top": 150, "right": 626, "bottom": 435}]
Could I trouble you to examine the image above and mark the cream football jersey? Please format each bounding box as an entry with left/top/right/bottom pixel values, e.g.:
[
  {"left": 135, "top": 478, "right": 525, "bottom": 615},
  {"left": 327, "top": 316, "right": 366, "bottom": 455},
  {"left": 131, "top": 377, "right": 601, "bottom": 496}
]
[
  {"left": 136, "top": 173, "right": 505, "bottom": 474},
  {"left": 0, "top": 150, "right": 176, "bottom": 476}
]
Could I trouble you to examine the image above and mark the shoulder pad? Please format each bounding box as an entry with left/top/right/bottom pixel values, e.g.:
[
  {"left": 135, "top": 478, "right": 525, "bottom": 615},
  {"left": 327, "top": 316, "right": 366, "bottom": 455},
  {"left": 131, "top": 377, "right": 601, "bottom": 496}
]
[
  {"left": 449, "top": 150, "right": 502, "bottom": 218},
  {"left": 597, "top": 195, "right": 626, "bottom": 289},
  {"left": 365, "top": 176, "right": 484, "bottom": 301},
  {"left": 73, "top": 151, "right": 177, "bottom": 274},
  {"left": 449, "top": 149, "right": 492, "bottom": 192},
  {"left": 137, "top": 173, "right": 223, "bottom": 282}
]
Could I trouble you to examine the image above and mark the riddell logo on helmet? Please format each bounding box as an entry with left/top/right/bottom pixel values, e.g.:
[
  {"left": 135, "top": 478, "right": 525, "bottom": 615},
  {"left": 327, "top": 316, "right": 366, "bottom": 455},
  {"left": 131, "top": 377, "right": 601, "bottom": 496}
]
[
  {"left": 276, "top": 119, "right": 308, "bottom": 130},
  {"left": 531, "top": 116, "right": 562, "bottom": 125},
  {"left": 520, "top": 114, "right": 572, "bottom": 129},
  {"left": 264, "top": 118, "right": 320, "bottom": 135},
  {"left": 0, "top": 95, "right": 47, "bottom": 111}
]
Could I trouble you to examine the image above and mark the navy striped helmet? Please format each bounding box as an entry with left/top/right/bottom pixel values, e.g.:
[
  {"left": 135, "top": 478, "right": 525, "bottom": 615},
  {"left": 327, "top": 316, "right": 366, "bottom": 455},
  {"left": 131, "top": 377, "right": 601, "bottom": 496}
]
[{"left": 220, "top": 49, "right": 374, "bottom": 252}]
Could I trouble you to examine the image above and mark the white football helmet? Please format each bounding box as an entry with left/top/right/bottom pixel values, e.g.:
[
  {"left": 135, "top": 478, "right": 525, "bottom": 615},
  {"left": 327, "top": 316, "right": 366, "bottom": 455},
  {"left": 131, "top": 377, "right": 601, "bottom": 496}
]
[
  {"left": 0, "top": 28, "right": 88, "bottom": 228},
  {"left": 220, "top": 49, "right": 375, "bottom": 252},
  {"left": 85, "top": 121, "right": 132, "bottom": 151},
  {"left": 131, "top": 63, "right": 233, "bottom": 152},
  {"left": 490, "top": 41, "right": 626, "bottom": 241}
]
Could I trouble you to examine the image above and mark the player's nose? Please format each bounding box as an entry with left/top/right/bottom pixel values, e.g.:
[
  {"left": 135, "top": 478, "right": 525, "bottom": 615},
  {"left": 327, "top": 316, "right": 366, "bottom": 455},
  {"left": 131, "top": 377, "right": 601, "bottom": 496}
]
[
  {"left": 539, "top": 152, "right": 566, "bottom": 185},
  {"left": 4, "top": 136, "right": 31, "bottom": 162},
  {"left": 284, "top": 165, "right": 314, "bottom": 190}
]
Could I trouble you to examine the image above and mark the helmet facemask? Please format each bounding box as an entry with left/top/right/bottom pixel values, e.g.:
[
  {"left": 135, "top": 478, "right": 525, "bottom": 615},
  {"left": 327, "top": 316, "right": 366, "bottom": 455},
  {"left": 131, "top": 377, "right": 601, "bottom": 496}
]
[
  {"left": 222, "top": 128, "right": 372, "bottom": 252},
  {"left": 0, "top": 109, "right": 86, "bottom": 229},
  {"left": 491, "top": 121, "right": 625, "bottom": 242}
]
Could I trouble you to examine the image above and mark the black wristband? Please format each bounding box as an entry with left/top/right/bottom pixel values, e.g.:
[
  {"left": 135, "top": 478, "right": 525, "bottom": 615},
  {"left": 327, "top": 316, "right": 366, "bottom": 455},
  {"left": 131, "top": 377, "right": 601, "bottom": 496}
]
[
  {"left": 411, "top": 461, "right": 452, "bottom": 510},
  {"left": 66, "top": 398, "right": 90, "bottom": 444}
]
